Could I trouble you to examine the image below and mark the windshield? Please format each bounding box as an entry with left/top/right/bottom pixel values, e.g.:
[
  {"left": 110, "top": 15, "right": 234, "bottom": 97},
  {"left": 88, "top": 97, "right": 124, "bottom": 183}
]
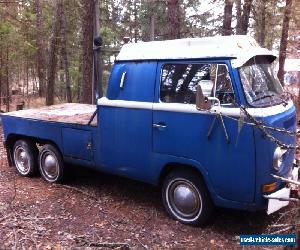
[{"left": 239, "top": 57, "right": 287, "bottom": 107}]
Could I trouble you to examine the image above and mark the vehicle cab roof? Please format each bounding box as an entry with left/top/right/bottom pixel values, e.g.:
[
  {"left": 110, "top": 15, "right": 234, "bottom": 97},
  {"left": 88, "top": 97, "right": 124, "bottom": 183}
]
[{"left": 116, "top": 35, "right": 276, "bottom": 68}]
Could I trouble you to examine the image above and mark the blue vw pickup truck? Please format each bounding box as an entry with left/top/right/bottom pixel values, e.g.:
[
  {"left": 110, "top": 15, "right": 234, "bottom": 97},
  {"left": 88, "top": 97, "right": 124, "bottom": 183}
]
[{"left": 1, "top": 36, "right": 299, "bottom": 226}]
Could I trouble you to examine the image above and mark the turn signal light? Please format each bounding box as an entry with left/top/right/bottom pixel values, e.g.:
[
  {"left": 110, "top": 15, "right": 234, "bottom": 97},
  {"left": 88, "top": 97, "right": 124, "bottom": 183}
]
[{"left": 262, "top": 182, "right": 277, "bottom": 193}]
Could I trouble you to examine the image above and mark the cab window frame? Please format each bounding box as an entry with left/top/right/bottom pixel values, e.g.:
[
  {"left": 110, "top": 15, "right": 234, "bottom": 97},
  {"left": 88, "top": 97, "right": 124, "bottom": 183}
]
[{"left": 159, "top": 62, "right": 236, "bottom": 106}]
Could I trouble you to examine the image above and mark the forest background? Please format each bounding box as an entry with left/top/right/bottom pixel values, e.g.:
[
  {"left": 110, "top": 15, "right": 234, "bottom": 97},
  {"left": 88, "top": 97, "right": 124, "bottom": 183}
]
[{"left": 0, "top": 0, "right": 299, "bottom": 111}]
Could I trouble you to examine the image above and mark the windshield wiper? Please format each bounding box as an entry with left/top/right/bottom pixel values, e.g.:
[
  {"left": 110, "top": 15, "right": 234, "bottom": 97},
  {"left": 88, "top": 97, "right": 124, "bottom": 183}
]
[{"left": 252, "top": 94, "right": 274, "bottom": 103}]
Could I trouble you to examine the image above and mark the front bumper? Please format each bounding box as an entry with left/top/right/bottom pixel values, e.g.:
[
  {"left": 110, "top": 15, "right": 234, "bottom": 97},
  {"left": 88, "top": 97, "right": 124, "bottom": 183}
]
[{"left": 264, "top": 167, "right": 299, "bottom": 215}]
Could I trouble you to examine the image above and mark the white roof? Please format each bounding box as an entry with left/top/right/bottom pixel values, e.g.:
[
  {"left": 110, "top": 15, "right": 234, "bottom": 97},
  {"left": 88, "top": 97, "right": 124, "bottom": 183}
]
[{"left": 116, "top": 35, "right": 277, "bottom": 68}]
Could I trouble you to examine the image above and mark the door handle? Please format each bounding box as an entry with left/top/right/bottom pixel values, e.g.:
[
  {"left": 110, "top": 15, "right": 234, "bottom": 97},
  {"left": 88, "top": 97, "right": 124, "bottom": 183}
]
[
  {"left": 86, "top": 142, "right": 92, "bottom": 150},
  {"left": 153, "top": 123, "right": 167, "bottom": 129}
]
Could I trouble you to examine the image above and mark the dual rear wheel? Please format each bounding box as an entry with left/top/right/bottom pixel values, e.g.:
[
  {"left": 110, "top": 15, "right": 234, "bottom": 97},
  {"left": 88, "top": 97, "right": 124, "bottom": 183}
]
[{"left": 12, "top": 140, "right": 64, "bottom": 183}]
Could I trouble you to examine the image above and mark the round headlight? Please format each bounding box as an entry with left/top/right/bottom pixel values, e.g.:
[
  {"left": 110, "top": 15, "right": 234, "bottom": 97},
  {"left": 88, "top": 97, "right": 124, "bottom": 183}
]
[{"left": 273, "top": 147, "right": 286, "bottom": 171}]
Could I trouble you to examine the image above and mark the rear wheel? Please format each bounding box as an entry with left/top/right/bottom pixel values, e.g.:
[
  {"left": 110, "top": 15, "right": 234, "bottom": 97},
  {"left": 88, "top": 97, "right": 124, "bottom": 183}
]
[
  {"left": 39, "top": 144, "right": 64, "bottom": 183},
  {"left": 12, "top": 139, "right": 38, "bottom": 177},
  {"left": 162, "top": 169, "right": 214, "bottom": 226}
]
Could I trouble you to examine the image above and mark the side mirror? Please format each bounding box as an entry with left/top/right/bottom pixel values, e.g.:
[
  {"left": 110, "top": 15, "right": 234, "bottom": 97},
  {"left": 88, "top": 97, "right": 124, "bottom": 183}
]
[
  {"left": 196, "top": 82, "right": 221, "bottom": 112},
  {"left": 196, "top": 84, "right": 211, "bottom": 111}
]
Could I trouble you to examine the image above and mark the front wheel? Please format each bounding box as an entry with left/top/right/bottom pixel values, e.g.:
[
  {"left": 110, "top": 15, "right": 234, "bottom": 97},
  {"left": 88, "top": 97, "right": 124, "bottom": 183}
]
[
  {"left": 38, "top": 144, "right": 64, "bottom": 183},
  {"left": 162, "top": 169, "right": 214, "bottom": 226}
]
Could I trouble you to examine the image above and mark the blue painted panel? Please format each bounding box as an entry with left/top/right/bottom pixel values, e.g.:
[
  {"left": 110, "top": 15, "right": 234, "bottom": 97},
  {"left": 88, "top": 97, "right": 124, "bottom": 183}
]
[
  {"left": 107, "top": 61, "right": 157, "bottom": 102},
  {"left": 2, "top": 116, "right": 64, "bottom": 150},
  {"left": 253, "top": 105, "right": 296, "bottom": 206},
  {"left": 106, "top": 63, "right": 126, "bottom": 100},
  {"left": 62, "top": 128, "right": 92, "bottom": 161},
  {"left": 98, "top": 106, "right": 154, "bottom": 183}
]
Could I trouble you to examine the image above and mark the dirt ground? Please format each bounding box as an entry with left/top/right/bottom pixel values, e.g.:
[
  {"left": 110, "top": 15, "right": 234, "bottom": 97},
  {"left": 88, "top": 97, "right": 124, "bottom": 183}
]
[{"left": 0, "top": 125, "right": 298, "bottom": 249}]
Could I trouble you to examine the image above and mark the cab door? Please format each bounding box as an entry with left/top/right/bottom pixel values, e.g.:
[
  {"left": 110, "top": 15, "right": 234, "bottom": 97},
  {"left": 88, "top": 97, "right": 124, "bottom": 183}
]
[{"left": 152, "top": 61, "right": 256, "bottom": 203}]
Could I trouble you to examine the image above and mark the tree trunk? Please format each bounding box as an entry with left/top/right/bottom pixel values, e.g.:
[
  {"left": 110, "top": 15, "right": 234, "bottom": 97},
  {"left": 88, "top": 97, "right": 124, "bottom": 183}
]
[
  {"left": 133, "top": 0, "right": 138, "bottom": 43},
  {"left": 236, "top": 0, "right": 253, "bottom": 35},
  {"left": 31, "top": 65, "right": 38, "bottom": 93},
  {"left": 278, "top": 0, "right": 293, "bottom": 85},
  {"left": 59, "top": 54, "right": 65, "bottom": 99},
  {"left": 167, "top": 0, "right": 180, "bottom": 39},
  {"left": 236, "top": 0, "right": 242, "bottom": 34},
  {"left": 111, "top": 1, "right": 118, "bottom": 46},
  {"left": 150, "top": 13, "right": 155, "bottom": 41},
  {"left": 5, "top": 47, "right": 9, "bottom": 112},
  {"left": 81, "top": 0, "right": 95, "bottom": 104},
  {"left": 222, "top": 0, "right": 234, "bottom": 36},
  {"left": 77, "top": 63, "right": 82, "bottom": 102},
  {"left": 46, "top": 0, "right": 63, "bottom": 106},
  {"left": 242, "top": 0, "right": 252, "bottom": 34},
  {"left": 26, "top": 60, "right": 29, "bottom": 98},
  {"left": 258, "top": 0, "right": 266, "bottom": 46},
  {"left": 34, "top": 0, "right": 47, "bottom": 97},
  {"left": 94, "top": 0, "right": 103, "bottom": 100},
  {"left": 60, "top": 1, "right": 72, "bottom": 103}
]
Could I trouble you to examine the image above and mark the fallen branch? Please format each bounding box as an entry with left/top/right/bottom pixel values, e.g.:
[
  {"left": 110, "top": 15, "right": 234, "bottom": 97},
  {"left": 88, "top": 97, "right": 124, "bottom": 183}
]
[
  {"left": 17, "top": 215, "right": 69, "bottom": 221},
  {"left": 74, "top": 235, "right": 130, "bottom": 249},
  {"left": 270, "top": 226, "right": 294, "bottom": 235},
  {"left": 270, "top": 223, "right": 296, "bottom": 228},
  {"left": 136, "top": 236, "right": 148, "bottom": 250},
  {"left": 13, "top": 227, "right": 17, "bottom": 250},
  {"left": 272, "top": 207, "right": 300, "bottom": 226},
  {"left": 53, "top": 184, "right": 101, "bottom": 203},
  {"left": 89, "top": 242, "right": 130, "bottom": 249}
]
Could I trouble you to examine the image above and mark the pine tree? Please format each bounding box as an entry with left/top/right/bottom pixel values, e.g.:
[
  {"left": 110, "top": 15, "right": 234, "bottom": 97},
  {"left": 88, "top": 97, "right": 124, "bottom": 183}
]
[
  {"left": 46, "top": 1, "right": 63, "bottom": 106},
  {"left": 222, "top": 0, "right": 234, "bottom": 36},
  {"left": 81, "top": 0, "right": 94, "bottom": 104},
  {"left": 277, "top": 0, "right": 293, "bottom": 84}
]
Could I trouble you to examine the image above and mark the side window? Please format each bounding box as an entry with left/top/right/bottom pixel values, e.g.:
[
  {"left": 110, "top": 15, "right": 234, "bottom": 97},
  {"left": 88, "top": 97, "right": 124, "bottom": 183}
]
[{"left": 160, "top": 63, "right": 235, "bottom": 105}]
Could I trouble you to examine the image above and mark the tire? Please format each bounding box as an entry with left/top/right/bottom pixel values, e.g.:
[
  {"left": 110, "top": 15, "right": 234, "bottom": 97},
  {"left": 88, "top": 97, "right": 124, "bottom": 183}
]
[
  {"left": 162, "top": 169, "right": 214, "bottom": 226},
  {"left": 12, "top": 139, "right": 38, "bottom": 177},
  {"left": 38, "top": 144, "right": 64, "bottom": 183}
]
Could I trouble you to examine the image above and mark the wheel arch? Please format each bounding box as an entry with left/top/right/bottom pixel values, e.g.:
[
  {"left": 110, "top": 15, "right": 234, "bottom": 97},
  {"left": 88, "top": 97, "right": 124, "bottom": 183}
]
[{"left": 158, "top": 162, "right": 209, "bottom": 189}]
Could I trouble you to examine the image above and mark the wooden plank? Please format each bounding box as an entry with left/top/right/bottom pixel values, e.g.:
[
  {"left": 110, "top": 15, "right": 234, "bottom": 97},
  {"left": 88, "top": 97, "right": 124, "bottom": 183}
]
[{"left": 2, "top": 103, "right": 97, "bottom": 126}]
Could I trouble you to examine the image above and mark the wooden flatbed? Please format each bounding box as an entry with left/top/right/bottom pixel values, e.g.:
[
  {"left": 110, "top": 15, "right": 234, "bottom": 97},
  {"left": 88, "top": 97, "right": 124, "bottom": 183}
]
[{"left": 2, "top": 103, "right": 97, "bottom": 126}]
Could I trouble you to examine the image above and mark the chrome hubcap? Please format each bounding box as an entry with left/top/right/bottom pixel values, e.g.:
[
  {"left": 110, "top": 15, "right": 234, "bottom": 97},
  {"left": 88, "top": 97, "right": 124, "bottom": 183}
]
[
  {"left": 42, "top": 153, "right": 58, "bottom": 179},
  {"left": 168, "top": 180, "right": 201, "bottom": 219},
  {"left": 14, "top": 146, "right": 30, "bottom": 174}
]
